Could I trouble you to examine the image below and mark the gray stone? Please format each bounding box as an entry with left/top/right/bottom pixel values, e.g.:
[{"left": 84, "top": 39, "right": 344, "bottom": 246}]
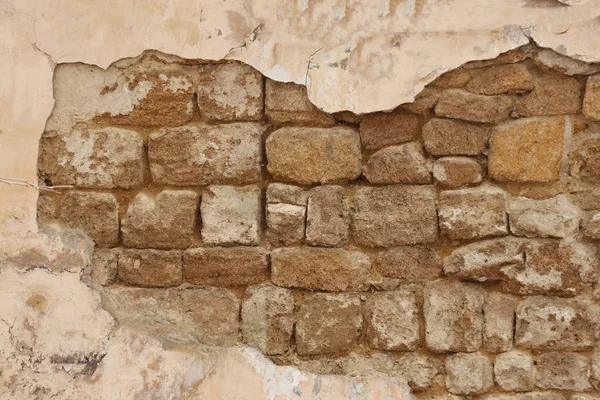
[{"left": 509, "top": 195, "right": 581, "bottom": 238}]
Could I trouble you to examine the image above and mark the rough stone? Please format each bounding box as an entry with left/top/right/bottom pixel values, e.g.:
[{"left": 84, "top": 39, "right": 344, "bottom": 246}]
[
  {"left": 363, "top": 142, "right": 431, "bottom": 184},
  {"left": 241, "top": 284, "right": 294, "bottom": 355},
  {"left": 197, "top": 62, "right": 263, "bottom": 121},
  {"left": 431, "top": 69, "right": 471, "bottom": 88},
  {"left": 509, "top": 195, "right": 581, "bottom": 238},
  {"left": 266, "top": 183, "right": 307, "bottom": 206},
  {"left": 533, "top": 49, "right": 600, "bottom": 76},
  {"left": 483, "top": 394, "right": 565, "bottom": 400},
  {"left": 536, "top": 352, "right": 591, "bottom": 391},
  {"left": 396, "top": 353, "right": 441, "bottom": 391},
  {"left": 422, "top": 118, "right": 490, "bottom": 156},
  {"left": 365, "top": 291, "right": 419, "bottom": 351},
  {"left": 584, "top": 74, "right": 600, "bottom": 121},
  {"left": 359, "top": 110, "right": 420, "bottom": 151},
  {"left": 403, "top": 87, "right": 442, "bottom": 114},
  {"left": 200, "top": 185, "right": 261, "bottom": 246},
  {"left": 423, "top": 281, "right": 484, "bottom": 352},
  {"left": 306, "top": 185, "right": 349, "bottom": 247},
  {"left": 265, "top": 80, "right": 335, "bottom": 126},
  {"left": 295, "top": 293, "right": 362, "bottom": 355},
  {"left": 592, "top": 351, "right": 600, "bottom": 382},
  {"left": 266, "top": 183, "right": 307, "bottom": 246},
  {"left": 266, "top": 126, "right": 361, "bottom": 185},
  {"left": 570, "top": 135, "right": 600, "bottom": 182},
  {"left": 488, "top": 117, "right": 565, "bottom": 182},
  {"left": 515, "top": 74, "right": 582, "bottom": 116},
  {"left": 376, "top": 246, "right": 442, "bottom": 280},
  {"left": 582, "top": 212, "right": 600, "bottom": 239},
  {"left": 122, "top": 190, "right": 199, "bottom": 249},
  {"left": 445, "top": 352, "right": 493, "bottom": 395},
  {"left": 466, "top": 64, "right": 533, "bottom": 95},
  {"left": 351, "top": 185, "right": 437, "bottom": 247},
  {"left": 515, "top": 296, "right": 594, "bottom": 351},
  {"left": 91, "top": 248, "right": 119, "bottom": 286},
  {"left": 438, "top": 186, "right": 508, "bottom": 240},
  {"left": 59, "top": 191, "right": 119, "bottom": 248},
  {"left": 483, "top": 292, "right": 515, "bottom": 353},
  {"left": 148, "top": 123, "right": 262, "bottom": 185},
  {"left": 433, "top": 157, "right": 483, "bottom": 188},
  {"left": 36, "top": 195, "right": 57, "bottom": 224},
  {"left": 183, "top": 247, "right": 269, "bottom": 286},
  {"left": 118, "top": 249, "right": 182, "bottom": 288},
  {"left": 494, "top": 351, "right": 535, "bottom": 392},
  {"left": 271, "top": 247, "right": 370, "bottom": 291},
  {"left": 435, "top": 89, "right": 514, "bottom": 123}
]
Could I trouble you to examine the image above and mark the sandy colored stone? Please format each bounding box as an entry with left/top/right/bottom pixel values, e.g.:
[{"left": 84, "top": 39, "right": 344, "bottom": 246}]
[
  {"left": 376, "top": 246, "right": 442, "bottom": 280},
  {"left": 438, "top": 186, "right": 508, "bottom": 240},
  {"left": 266, "top": 183, "right": 307, "bottom": 246},
  {"left": 509, "top": 195, "right": 581, "bottom": 238},
  {"left": 183, "top": 247, "right": 269, "bottom": 286},
  {"left": 483, "top": 394, "right": 565, "bottom": 400},
  {"left": 423, "top": 281, "right": 484, "bottom": 352},
  {"left": 266, "top": 183, "right": 307, "bottom": 206},
  {"left": 59, "top": 191, "right": 119, "bottom": 248},
  {"left": 91, "top": 248, "right": 119, "bottom": 286},
  {"left": 536, "top": 352, "right": 591, "bottom": 391},
  {"left": 515, "top": 296, "right": 594, "bottom": 351},
  {"left": 351, "top": 185, "right": 437, "bottom": 248},
  {"left": 36, "top": 195, "right": 57, "bottom": 224},
  {"left": 265, "top": 80, "right": 334, "bottom": 126},
  {"left": 118, "top": 249, "right": 182, "bottom": 288},
  {"left": 533, "top": 49, "right": 600, "bottom": 76},
  {"left": 489, "top": 117, "right": 565, "bottom": 182},
  {"left": 422, "top": 118, "right": 490, "bottom": 156},
  {"left": 431, "top": 69, "right": 471, "bottom": 88},
  {"left": 271, "top": 247, "right": 370, "bottom": 292},
  {"left": 148, "top": 123, "right": 262, "bottom": 185},
  {"left": 241, "top": 284, "right": 294, "bottom": 355},
  {"left": 359, "top": 110, "right": 420, "bottom": 151},
  {"left": 466, "top": 64, "right": 533, "bottom": 95},
  {"left": 494, "top": 351, "right": 535, "bottom": 392},
  {"left": 306, "top": 185, "right": 349, "bottom": 247},
  {"left": 592, "top": 351, "right": 600, "bottom": 382},
  {"left": 582, "top": 212, "right": 600, "bottom": 239},
  {"left": 122, "top": 190, "right": 199, "bottom": 249},
  {"left": 296, "top": 293, "right": 362, "bottom": 355},
  {"left": 266, "top": 126, "right": 361, "bottom": 185},
  {"left": 364, "top": 142, "right": 431, "bottom": 185},
  {"left": 433, "top": 157, "right": 483, "bottom": 188},
  {"left": 435, "top": 89, "right": 514, "bottom": 123},
  {"left": 445, "top": 353, "right": 493, "bottom": 395},
  {"left": 483, "top": 292, "right": 515, "bottom": 353},
  {"left": 515, "top": 74, "right": 582, "bottom": 117},
  {"left": 200, "top": 185, "right": 261, "bottom": 246},
  {"left": 396, "top": 353, "right": 441, "bottom": 391},
  {"left": 584, "top": 74, "right": 600, "bottom": 121},
  {"left": 403, "top": 87, "right": 442, "bottom": 114},
  {"left": 365, "top": 291, "right": 419, "bottom": 351},
  {"left": 570, "top": 135, "right": 600, "bottom": 182},
  {"left": 197, "top": 62, "right": 263, "bottom": 121}
]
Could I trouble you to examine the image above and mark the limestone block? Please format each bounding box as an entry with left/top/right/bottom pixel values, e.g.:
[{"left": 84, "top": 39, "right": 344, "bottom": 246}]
[
  {"left": 431, "top": 69, "right": 471, "bottom": 88},
  {"left": 433, "top": 157, "right": 483, "bottom": 188},
  {"left": 36, "top": 195, "right": 57, "bottom": 224},
  {"left": 91, "top": 248, "right": 119, "bottom": 286},
  {"left": 515, "top": 74, "right": 582, "bottom": 117},
  {"left": 533, "top": 49, "right": 600, "bottom": 76},
  {"left": 483, "top": 394, "right": 565, "bottom": 400},
  {"left": 483, "top": 292, "right": 515, "bottom": 353},
  {"left": 509, "top": 195, "right": 581, "bottom": 238},
  {"left": 359, "top": 110, "right": 420, "bottom": 151},
  {"left": 200, "top": 185, "right": 261, "bottom": 246},
  {"left": 435, "top": 89, "right": 514, "bottom": 123},
  {"left": 295, "top": 293, "right": 362, "bottom": 355},
  {"left": 445, "top": 353, "right": 494, "bottom": 395},
  {"left": 306, "top": 185, "right": 349, "bottom": 247},
  {"left": 365, "top": 291, "right": 419, "bottom": 351},
  {"left": 494, "top": 351, "right": 535, "bottom": 392},
  {"left": 118, "top": 249, "right": 182, "bottom": 288},
  {"left": 266, "top": 184, "right": 307, "bottom": 246},
  {"left": 582, "top": 212, "right": 600, "bottom": 239},
  {"left": 183, "top": 247, "right": 269, "bottom": 286},
  {"left": 351, "top": 185, "right": 437, "bottom": 247},
  {"left": 59, "top": 192, "right": 119, "bottom": 248},
  {"left": 376, "top": 246, "right": 442, "bottom": 280},
  {"left": 266, "top": 126, "right": 361, "bottom": 185},
  {"left": 396, "top": 353, "right": 441, "bottom": 391},
  {"left": 570, "top": 135, "right": 600, "bottom": 182},
  {"left": 241, "top": 284, "right": 294, "bottom": 355},
  {"left": 536, "top": 352, "right": 591, "bottom": 391},
  {"left": 584, "top": 74, "right": 600, "bottom": 121},
  {"left": 422, "top": 118, "right": 490, "bottom": 156},
  {"left": 265, "top": 80, "right": 334, "bottom": 126},
  {"left": 363, "top": 143, "right": 431, "bottom": 184},
  {"left": 271, "top": 247, "right": 370, "bottom": 292},
  {"left": 423, "top": 281, "right": 484, "bottom": 352},
  {"left": 148, "top": 123, "right": 262, "bottom": 185},
  {"left": 489, "top": 117, "right": 565, "bottom": 182},
  {"left": 197, "top": 62, "right": 263, "bottom": 121},
  {"left": 122, "top": 190, "right": 199, "bottom": 249},
  {"left": 466, "top": 64, "right": 533, "bottom": 95},
  {"left": 266, "top": 183, "right": 308, "bottom": 206}
]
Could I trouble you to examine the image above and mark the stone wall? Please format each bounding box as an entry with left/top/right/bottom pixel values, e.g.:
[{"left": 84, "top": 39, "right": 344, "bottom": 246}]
[{"left": 36, "top": 46, "right": 600, "bottom": 397}]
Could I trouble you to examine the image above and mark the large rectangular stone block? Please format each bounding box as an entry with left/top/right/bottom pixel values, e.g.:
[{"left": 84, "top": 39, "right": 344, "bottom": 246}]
[
  {"left": 60, "top": 192, "right": 119, "bottom": 248},
  {"left": 435, "top": 89, "right": 514, "bottom": 123},
  {"left": 265, "top": 80, "right": 335, "bottom": 126},
  {"left": 365, "top": 291, "right": 419, "bottom": 351},
  {"left": 306, "top": 185, "right": 349, "bottom": 247},
  {"left": 119, "top": 249, "right": 182, "bottom": 288}
]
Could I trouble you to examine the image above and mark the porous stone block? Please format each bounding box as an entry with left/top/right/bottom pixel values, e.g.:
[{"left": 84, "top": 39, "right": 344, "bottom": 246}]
[
  {"left": 432, "top": 69, "right": 471, "bottom": 88},
  {"left": 536, "top": 352, "right": 591, "bottom": 391},
  {"left": 271, "top": 247, "right": 370, "bottom": 291},
  {"left": 582, "top": 212, "right": 600, "bottom": 239},
  {"left": 266, "top": 183, "right": 307, "bottom": 206},
  {"left": 122, "top": 190, "right": 199, "bottom": 249},
  {"left": 363, "top": 143, "right": 431, "bottom": 184},
  {"left": 509, "top": 195, "right": 581, "bottom": 238},
  {"left": 466, "top": 64, "right": 533, "bottom": 95},
  {"left": 39, "top": 128, "right": 144, "bottom": 189},
  {"left": 571, "top": 135, "right": 600, "bottom": 182},
  {"left": 183, "top": 247, "right": 269, "bottom": 286},
  {"left": 494, "top": 351, "right": 535, "bottom": 392},
  {"left": 59, "top": 192, "right": 119, "bottom": 248},
  {"left": 296, "top": 293, "right": 362, "bottom": 355},
  {"left": 515, "top": 74, "right": 582, "bottom": 116},
  {"left": 266, "top": 127, "right": 362, "bottom": 184},
  {"left": 516, "top": 296, "right": 594, "bottom": 351},
  {"left": 365, "top": 291, "right": 419, "bottom": 351},
  {"left": 118, "top": 249, "right": 182, "bottom": 288},
  {"left": 592, "top": 351, "right": 600, "bottom": 382},
  {"left": 438, "top": 186, "right": 508, "bottom": 240},
  {"left": 396, "top": 353, "right": 441, "bottom": 391},
  {"left": 376, "top": 246, "right": 442, "bottom": 280},
  {"left": 241, "top": 284, "right": 294, "bottom": 355},
  {"left": 197, "top": 62, "right": 263, "bottom": 121},
  {"left": 584, "top": 74, "right": 600, "bottom": 121},
  {"left": 359, "top": 110, "right": 420, "bottom": 151},
  {"left": 200, "top": 185, "right": 261, "bottom": 246},
  {"left": 483, "top": 292, "right": 515, "bottom": 353},
  {"left": 489, "top": 117, "right": 565, "bottom": 182},
  {"left": 148, "top": 123, "right": 262, "bottom": 185},
  {"left": 265, "top": 80, "right": 335, "bottom": 126},
  {"left": 266, "top": 184, "right": 306, "bottom": 246},
  {"left": 37, "top": 195, "right": 57, "bottom": 224},
  {"left": 351, "top": 185, "right": 437, "bottom": 247},
  {"left": 435, "top": 89, "right": 514, "bottom": 123},
  {"left": 423, "top": 281, "right": 484, "bottom": 352},
  {"left": 91, "top": 248, "right": 119, "bottom": 286},
  {"left": 422, "top": 118, "right": 490, "bottom": 156},
  {"left": 433, "top": 157, "right": 483, "bottom": 188},
  {"left": 445, "top": 353, "right": 494, "bottom": 395},
  {"left": 483, "top": 394, "right": 565, "bottom": 400},
  {"left": 533, "top": 49, "right": 600, "bottom": 76},
  {"left": 306, "top": 186, "right": 349, "bottom": 247}
]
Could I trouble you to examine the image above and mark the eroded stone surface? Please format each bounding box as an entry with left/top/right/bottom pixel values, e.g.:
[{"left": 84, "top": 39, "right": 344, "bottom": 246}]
[
  {"left": 118, "top": 249, "right": 182, "bottom": 288},
  {"left": 364, "top": 143, "right": 431, "bottom": 184},
  {"left": 266, "top": 184, "right": 307, "bottom": 246},
  {"left": 376, "top": 246, "right": 442, "bottom": 280},
  {"left": 422, "top": 118, "right": 489, "bottom": 156},
  {"left": 306, "top": 185, "right": 349, "bottom": 247},
  {"left": 570, "top": 134, "right": 600, "bottom": 182},
  {"left": 536, "top": 352, "right": 591, "bottom": 391},
  {"left": 494, "top": 351, "right": 535, "bottom": 392},
  {"left": 445, "top": 352, "right": 493, "bottom": 395},
  {"left": 435, "top": 89, "right": 514, "bottom": 123},
  {"left": 359, "top": 111, "right": 420, "bottom": 151},
  {"left": 396, "top": 353, "right": 441, "bottom": 391},
  {"left": 483, "top": 292, "right": 515, "bottom": 353},
  {"left": 433, "top": 157, "right": 483, "bottom": 188},
  {"left": 584, "top": 74, "right": 600, "bottom": 121},
  {"left": 509, "top": 195, "right": 581, "bottom": 238},
  {"left": 184, "top": 247, "right": 269, "bottom": 286},
  {"left": 365, "top": 291, "right": 419, "bottom": 351},
  {"left": 265, "top": 80, "right": 335, "bottom": 126},
  {"left": 466, "top": 64, "right": 533, "bottom": 95},
  {"left": 514, "top": 74, "right": 582, "bottom": 116},
  {"left": 91, "top": 248, "right": 119, "bottom": 286}
]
